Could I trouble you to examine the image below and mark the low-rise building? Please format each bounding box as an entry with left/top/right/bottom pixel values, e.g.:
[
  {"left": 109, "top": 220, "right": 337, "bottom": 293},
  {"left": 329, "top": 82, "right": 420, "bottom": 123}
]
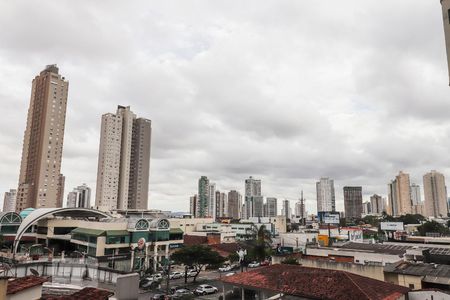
[
  {"left": 222, "top": 264, "right": 410, "bottom": 300},
  {"left": 384, "top": 261, "right": 450, "bottom": 291}
]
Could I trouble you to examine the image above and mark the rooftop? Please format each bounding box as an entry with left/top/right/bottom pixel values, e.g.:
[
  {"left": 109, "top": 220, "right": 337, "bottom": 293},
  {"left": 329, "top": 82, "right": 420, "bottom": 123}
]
[
  {"left": 384, "top": 261, "right": 450, "bottom": 278},
  {"left": 41, "top": 287, "right": 114, "bottom": 300},
  {"left": 339, "top": 242, "right": 450, "bottom": 256},
  {"left": 222, "top": 264, "right": 410, "bottom": 300},
  {"left": 7, "top": 276, "right": 48, "bottom": 294}
]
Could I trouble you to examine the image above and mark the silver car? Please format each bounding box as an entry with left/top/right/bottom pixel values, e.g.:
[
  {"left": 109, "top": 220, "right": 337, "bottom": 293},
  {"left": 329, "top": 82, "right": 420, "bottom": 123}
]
[{"left": 194, "top": 284, "right": 218, "bottom": 295}]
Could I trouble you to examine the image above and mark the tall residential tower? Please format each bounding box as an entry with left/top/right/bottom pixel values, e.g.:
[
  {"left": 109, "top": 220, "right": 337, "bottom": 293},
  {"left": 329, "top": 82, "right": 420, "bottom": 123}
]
[
  {"left": 16, "top": 65, "right": 68, "bottom": 211},
  {"left": 423, "top": 170, "right": 448, "bottom": 217},
  {"left": 316, "top": 177, "right": 335, "bottom": 213},
  {"left": 343, "top": 186, "right": 363, "bottom": 219},
  {"left": 95, "top": 106, "right": 151, "bottom": 211},
  {"left": 388, "top": 171, "right": 412, "bottom": 216}
]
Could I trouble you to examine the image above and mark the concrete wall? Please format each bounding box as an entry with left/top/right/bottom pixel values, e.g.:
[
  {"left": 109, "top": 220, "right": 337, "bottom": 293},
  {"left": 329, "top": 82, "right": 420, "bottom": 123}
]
[
  {"left": 385, "top": 273, "right": 423, "bottom": 290},
  {"left": 305, "top": 247, "right": 402, "bottom": 264},
  {"left": 272, "top": 257, "right": 385, "bottom": 281},
  {"left": 409, "top": 290, "right": 450, "bottom": 300},
  {"left": 7, "top": 285, "right": 42, "bottom": 300},
  {"left": 115, "top": 273, "right": 139, "bottom": 300}
]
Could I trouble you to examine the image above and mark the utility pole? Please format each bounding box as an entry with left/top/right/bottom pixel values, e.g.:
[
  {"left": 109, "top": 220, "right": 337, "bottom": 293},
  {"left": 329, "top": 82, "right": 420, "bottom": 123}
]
[{"left": 165, "top": 256, "right": 171, "bottom": 295}]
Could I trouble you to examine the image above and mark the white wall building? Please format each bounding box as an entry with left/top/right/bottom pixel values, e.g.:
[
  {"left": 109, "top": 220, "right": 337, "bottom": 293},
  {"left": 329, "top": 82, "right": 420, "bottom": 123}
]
[{"left": 316, "top": 177, "right": 335, "bottom": 213}]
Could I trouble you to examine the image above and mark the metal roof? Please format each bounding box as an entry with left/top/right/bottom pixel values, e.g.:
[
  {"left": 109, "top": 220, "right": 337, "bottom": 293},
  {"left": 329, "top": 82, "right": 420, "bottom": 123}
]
[
  {"left": 385, "top": 261, "right": 450, "bottom": 278},
  {"left": 13, "top": 208, "right": 112, "bottom": 254}
]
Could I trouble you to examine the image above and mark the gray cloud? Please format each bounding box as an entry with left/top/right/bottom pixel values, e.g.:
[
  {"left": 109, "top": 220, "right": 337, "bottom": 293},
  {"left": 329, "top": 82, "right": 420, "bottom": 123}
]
[{"left": 0, "top": 1, "right": 449, "bottom": 214}]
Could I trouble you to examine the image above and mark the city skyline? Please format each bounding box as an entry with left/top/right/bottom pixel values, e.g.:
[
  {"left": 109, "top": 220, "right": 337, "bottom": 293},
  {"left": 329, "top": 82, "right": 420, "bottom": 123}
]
[{"left": 1, "top": 1, "right": 450, "bottom": 214}]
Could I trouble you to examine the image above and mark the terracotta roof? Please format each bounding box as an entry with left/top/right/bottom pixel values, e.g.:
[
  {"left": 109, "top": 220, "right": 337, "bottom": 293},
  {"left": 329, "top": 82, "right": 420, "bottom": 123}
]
[
  {"left": 41, "top": 287, "right": 114, "bottom": 300},
  {"left": 7, "top": 276, "right": 48, "bottom": 294},
  {"left": 183, "top": 234, "right": 207, "bottom": 245},
  {"left": 210, "top": 243, "right": 240, "bottom": 257},
  {"left": 222, "top": 264, "right": 410, "bottom": 300}
]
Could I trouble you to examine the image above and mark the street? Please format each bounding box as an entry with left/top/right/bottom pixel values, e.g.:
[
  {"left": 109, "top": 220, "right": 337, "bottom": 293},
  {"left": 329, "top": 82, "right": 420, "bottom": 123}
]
[{"left": 138, "top": 269, "right": 234, "bottom": 300}]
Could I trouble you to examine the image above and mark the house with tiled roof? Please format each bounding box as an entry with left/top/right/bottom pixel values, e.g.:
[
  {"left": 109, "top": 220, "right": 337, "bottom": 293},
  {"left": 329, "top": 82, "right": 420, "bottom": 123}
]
[
  {"left": 222, "top": 264, "right": 410, "bottom": 300},
  {"left": 0, "top": 275, "right": 49, "bottom": 300}
]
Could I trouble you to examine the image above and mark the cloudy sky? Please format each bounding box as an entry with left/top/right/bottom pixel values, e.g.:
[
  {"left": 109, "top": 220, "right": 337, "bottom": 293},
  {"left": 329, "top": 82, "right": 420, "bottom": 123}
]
[{"left": 0, "top": 1, "right": 449, "bottom": 214}]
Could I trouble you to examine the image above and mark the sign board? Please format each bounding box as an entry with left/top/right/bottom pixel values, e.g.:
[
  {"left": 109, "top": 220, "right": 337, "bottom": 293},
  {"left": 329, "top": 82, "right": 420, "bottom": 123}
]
[
  {"left": 380, "top": 222, "right": 404, "bottom": 231},
  {"left": 323, "top": 213, "right": 340, "bottom": 224}
]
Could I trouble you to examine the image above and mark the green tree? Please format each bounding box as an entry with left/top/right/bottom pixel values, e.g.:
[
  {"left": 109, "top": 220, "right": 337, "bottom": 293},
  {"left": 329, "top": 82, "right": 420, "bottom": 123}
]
[
  {"left": 290, "top": 223, "right": 300, "bottom": 232},
  {"left": 227, "top": 252, "right": 239, "bottom": 264},
  {"left": 171, "top": 245, "right": 225, "bottom": 283},
  {"left": 281, "top": 257, "right": 299, "bottom": 265},
  {"left": 243, "top": 225, "right": 272, "bottom": 262},
  {"left": 418, "top": 221, "right": 449, "bottom": 236},
  {"left": 397, "top": 214, "right": 425, "bottom": 225}
]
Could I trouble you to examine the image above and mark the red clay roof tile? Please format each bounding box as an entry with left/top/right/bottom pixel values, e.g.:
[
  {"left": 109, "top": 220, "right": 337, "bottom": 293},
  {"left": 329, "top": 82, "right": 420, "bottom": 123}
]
[{"left": 222, "top": 264, "right": 410, "bottom": 300}]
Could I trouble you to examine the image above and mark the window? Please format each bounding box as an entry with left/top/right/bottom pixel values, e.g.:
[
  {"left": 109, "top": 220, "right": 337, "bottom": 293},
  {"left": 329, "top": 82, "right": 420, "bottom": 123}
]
[{"left": 409, "top": 284, "right": 414, "bottom": 289}]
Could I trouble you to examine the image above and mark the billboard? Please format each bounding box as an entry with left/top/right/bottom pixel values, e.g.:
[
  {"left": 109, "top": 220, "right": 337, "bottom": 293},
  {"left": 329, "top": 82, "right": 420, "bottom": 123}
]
[
  {"left": 323, "top": 213, "right": 340, "bottom": 224},
  {"left": 380, "top": 222, "right": 404, "bottom": 231}
]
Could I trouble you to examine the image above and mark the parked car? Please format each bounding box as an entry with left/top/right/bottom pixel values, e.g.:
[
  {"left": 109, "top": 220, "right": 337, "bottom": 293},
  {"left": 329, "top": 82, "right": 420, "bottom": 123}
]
[
  {"left": 194, "top": 284, "right": 218, "bottom": 295},
  {"left": 172, "top": 288, "right": 193, "bottom": 298},
  {"left": 260, "top": 260, "right": 270, "bottom": 266},
  {"left": 186, "top": 269, "right": 198, "bottom": 277},
  {"left": 219, "top": 265, "right": 232, "bottom": 272},
  {"left": 169, "top": 271, "right": 183, "bottom": 279},
  {"left": 152, "top": 294, "right": 170, "bottom": 300},
  {"left": 140, "top": 277, "right": 159, "bottom": 290},
  {"left": 225, "top": 272, "right": 236, "bottom": 277},
  {"left": 152, "top": 273, "right": 163, "bottom": 280},
  {"left": 248, "top": 261, "right": 260, "bottom": 268}
]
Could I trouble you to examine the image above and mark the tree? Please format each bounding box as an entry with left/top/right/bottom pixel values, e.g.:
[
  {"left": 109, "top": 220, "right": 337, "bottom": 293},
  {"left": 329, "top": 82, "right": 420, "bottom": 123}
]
[
  {"left": 418, "top": 221, "right": 449, "bottom": 236},
  {"left": 290, "top": 223, "right": 300, "bottom": 232},
  {"left": 171, "top": 245, "right": 225, "bottom": 283},
  {"left": 243, "top": 225, "right": 272, "bottom": 262},
  {"left": 281, "top": 257, "right": 299, "bottom": 265}
]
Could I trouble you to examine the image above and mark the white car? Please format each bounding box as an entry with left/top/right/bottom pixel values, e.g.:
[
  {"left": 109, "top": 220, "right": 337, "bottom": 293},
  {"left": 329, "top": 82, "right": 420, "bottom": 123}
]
[
  {"left": 194, "top": 284, "right": 218, "bottom": 295},
  {"left": 169, "top": 272, "right": 183, "bottom": 279},
  {"left": 186, "top": 269, "right": 198, "bottom": 277},
  {"left": 152, "top": 273, "right": 163, "bottom": 280},
  {"left": 219, "top": 265, "right": 232, "bottom": 272},
  {"left": 225, "top": 272, "right": 236, "bottom": 277},
  {"left": 248, "top": 262, "right": 260, "bottom": 268}
]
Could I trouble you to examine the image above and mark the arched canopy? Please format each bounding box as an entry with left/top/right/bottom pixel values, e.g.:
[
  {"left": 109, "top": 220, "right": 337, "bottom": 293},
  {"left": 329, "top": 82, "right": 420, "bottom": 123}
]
[
  {"left": 0, "top": 212, "right": 22, "bottom": 224},
  {"left": 149, "top": 218, "right": 170, "bottom": 230},
  {"left": 14, "top": 207, "right": 111, "bottom": 254}
]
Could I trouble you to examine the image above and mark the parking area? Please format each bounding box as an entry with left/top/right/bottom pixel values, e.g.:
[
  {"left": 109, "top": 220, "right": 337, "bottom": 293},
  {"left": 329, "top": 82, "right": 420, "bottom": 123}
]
[{"left": 138, "top": 269, "right": 233, "bottom": 299}]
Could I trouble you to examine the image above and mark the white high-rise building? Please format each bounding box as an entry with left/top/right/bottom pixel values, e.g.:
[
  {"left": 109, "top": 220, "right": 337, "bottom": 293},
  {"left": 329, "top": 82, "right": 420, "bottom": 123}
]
[
  {"left": 244, "top": 176, "right": 262, "bottom": 218},
  {"left": 410, "top": 183, "right": 421, "bottom": 205},
  {"left": 316, "top": 177, "right": 336, "bottom": 213},
  {"left": 245, "top": 176, "right": 261, "bottom": 197},
  {"left": 66, "top": 184, "right": 91, "bottom": 208},
  {"left": 209, "top": 182, "right": 216, "bottom": 218},
  {"left": 3, "top": 189, "right": 17, "bottom": 212}
]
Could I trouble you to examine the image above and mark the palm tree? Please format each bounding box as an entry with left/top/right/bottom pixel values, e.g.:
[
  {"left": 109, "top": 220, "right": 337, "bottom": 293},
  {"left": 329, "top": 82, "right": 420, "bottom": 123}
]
[{"left": 243, "top": 224, "right": 272, "bottom": 262}]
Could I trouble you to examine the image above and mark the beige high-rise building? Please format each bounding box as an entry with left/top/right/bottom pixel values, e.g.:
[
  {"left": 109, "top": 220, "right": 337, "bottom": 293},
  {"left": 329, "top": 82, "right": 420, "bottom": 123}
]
[
  {"left": 441, "top": 0, "right": 450, "bottom": 85},
  {"left": 95, "top": 106, "right": 151, "bottom": 211},
  {"left": 128, "top": 118, "right": 152, "bottom": 209},
  {"left": 423, "top": 170, "right": 448, "bottom": 217},
  {"left": 3, "top": 189, "right": 17, "bottom": 212},
  {"left": 16, "top": 65, "right": 68, "bottom": 211},
  {"left": 388, "top": 171, "right": 412, "bottom": 216}
]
